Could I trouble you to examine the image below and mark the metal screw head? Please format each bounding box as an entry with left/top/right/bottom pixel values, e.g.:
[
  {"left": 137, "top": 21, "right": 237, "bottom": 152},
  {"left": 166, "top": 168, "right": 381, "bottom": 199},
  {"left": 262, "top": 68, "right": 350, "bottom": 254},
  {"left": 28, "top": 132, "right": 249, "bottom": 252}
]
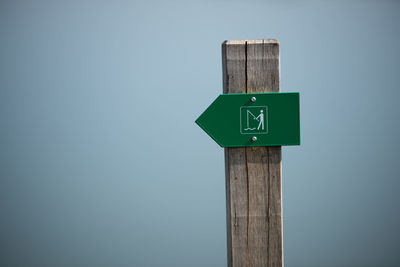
[
  {"left": 250, "top": 97, "right": 256, "bottom": 102},
  {"left": 251, "top": 136, "right": 257, "bottom": 142}
]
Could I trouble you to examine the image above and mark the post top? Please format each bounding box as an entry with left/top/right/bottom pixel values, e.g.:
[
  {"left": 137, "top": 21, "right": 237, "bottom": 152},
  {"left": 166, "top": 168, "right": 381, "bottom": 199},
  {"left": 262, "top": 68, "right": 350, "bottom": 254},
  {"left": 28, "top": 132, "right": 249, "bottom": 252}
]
[{"left": 223, "top": 39, "right": 279, "bottom": 45}]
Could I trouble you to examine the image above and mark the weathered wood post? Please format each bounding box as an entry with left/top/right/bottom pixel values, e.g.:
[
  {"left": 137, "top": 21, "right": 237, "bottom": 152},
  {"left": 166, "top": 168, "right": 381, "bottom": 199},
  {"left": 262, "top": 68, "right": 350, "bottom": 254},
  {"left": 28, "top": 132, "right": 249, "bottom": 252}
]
[
  {"left": 196, "top": 38, "right": 299, "bottom": 267},
  {"left": 222, "top": 39, "right": 282, "bottom": 267}
]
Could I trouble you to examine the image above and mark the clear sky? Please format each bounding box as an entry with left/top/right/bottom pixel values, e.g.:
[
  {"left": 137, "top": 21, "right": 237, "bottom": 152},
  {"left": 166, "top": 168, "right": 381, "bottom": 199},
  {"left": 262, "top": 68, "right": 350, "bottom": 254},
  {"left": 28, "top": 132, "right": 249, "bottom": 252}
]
[{"left": 1, "top": 0, "right": 399, "bottom": 266}]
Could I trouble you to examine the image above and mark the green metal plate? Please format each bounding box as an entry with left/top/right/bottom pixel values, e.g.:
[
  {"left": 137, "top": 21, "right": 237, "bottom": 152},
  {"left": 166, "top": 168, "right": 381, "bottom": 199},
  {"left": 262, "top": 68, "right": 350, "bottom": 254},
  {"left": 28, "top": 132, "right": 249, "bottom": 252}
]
[{"left": 195, "top": 92, "right": 300, "bottom": 147}]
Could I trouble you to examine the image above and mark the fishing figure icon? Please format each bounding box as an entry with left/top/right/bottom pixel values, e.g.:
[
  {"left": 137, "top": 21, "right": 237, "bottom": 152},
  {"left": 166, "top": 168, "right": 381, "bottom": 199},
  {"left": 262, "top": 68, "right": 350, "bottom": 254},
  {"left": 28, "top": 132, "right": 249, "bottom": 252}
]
[
  {"left": 240, "top": 106, "right": 268, "bottom": 135},
  {"left": 244, "top": 109, "right": 264, "bottom": 131}
]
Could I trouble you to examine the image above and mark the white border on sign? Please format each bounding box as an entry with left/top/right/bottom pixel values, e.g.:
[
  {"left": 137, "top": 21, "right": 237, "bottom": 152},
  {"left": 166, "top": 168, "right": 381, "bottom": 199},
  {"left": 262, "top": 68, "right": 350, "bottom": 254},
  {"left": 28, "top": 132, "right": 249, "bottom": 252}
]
[{"left": 239, "top": 106, "right": 268, "bottom": 135}]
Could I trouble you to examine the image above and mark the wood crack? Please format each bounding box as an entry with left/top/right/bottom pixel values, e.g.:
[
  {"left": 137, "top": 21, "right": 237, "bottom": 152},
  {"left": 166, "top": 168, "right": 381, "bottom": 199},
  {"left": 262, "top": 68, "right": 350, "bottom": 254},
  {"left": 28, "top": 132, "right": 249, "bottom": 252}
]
[
  {"left": 245, "top": 148, "right": 250, "bottom": 249},
  {"left": 267, "top": 146, "right": 271, "bottom": 264}
]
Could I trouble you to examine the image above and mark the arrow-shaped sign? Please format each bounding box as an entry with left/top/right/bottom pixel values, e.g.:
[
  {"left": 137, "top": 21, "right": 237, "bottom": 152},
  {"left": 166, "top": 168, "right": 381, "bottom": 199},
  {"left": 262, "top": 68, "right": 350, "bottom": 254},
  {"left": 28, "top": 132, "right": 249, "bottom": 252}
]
[{"left": 195, "top": 92, "right": 300, "bottom": 147}]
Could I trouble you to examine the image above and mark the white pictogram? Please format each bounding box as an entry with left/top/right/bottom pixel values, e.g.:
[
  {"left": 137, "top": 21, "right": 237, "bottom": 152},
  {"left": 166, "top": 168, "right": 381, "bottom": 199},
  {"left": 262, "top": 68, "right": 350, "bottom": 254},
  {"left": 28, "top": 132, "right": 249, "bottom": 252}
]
[
  {"left": 256, "top": 110, "right": 264, "bottom": 130},
  {"left": 240, "top": 106, "right": 268, "bottom": 135},
  {"left": 244, "top": 110, "right": 264, "bottom": 131}
]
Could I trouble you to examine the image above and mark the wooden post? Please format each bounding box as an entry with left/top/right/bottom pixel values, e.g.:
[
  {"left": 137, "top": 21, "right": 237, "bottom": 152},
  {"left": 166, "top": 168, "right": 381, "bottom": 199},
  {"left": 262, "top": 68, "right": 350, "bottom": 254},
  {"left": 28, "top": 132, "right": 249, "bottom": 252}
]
[{"left": 222, "top": 40, "right": 283, "bottom": 267}]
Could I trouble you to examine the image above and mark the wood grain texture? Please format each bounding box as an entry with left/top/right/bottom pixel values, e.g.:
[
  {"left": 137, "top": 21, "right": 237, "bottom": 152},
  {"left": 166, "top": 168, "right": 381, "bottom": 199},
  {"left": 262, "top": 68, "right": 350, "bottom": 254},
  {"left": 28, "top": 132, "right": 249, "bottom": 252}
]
[{"left": 222, "top": 39, "right": 283, "bottom": 267}]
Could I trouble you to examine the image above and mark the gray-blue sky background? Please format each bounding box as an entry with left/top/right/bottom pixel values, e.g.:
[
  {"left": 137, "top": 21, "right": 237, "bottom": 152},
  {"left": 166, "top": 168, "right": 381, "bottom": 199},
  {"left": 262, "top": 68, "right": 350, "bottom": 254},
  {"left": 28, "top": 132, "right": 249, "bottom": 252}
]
[{"left": 1, "top": 0, "right": 399, "bottom": 266}]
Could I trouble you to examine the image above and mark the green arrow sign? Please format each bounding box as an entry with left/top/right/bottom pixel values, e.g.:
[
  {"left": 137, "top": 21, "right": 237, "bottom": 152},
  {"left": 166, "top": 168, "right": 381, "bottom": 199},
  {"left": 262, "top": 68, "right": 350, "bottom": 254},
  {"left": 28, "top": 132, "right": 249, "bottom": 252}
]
[{"left": 195, "top": 92, "right": 300, "bottom": 147}]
